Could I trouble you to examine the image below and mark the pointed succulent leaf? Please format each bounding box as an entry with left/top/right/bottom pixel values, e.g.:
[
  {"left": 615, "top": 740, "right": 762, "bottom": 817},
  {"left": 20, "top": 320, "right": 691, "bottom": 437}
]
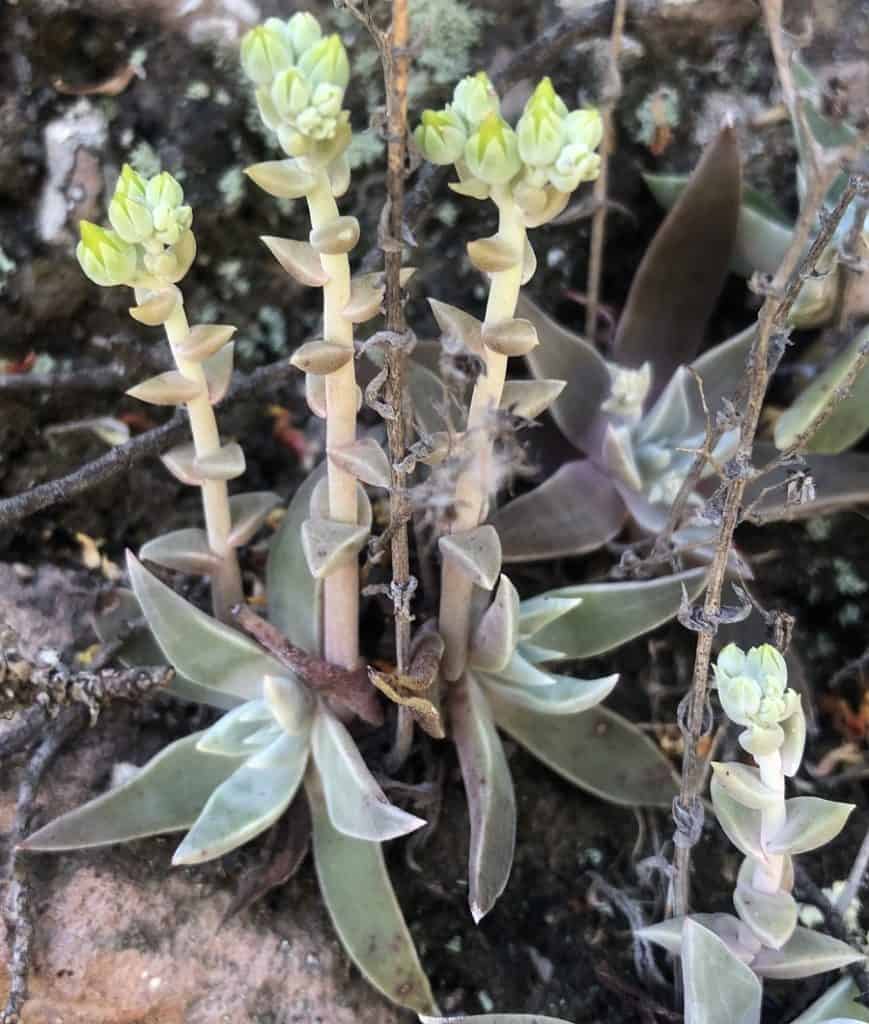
[
  {"left": 261, "top": 236, "right": 329, "bottom": 286},
  {"left": 311, "top": 709, "right": 425, "bottom": 841},
  {"left": 496, "top": 651, "right": 559, "bottom": 689},
  {"left": 428, "top": 298, "right": 484, "bottom": 358},
  {"left": 301, "top": 518, "right": 369, "bottom": 579},
  {"left": 494, "top": 460, "right": 626, "bottom": 563},
  {"left": 775, "top": 326, "right": 869, "bottom": 455},
  {"left": 709, "top": 762, "right": 780, "bottom": 810},
  {"left": 636, "top": 366, "right": 703, "bottom": 448},
  {"left": 790, "top": 976, "right": 869, "bottom": 1024},
  {"left": 645, "top": 173, "right": 792, "bottom": 279},
  {"left": 306, "top": 371, "right": 327, "bottom": 417},
  {"left": 343, "top": 269, "right": 415, "bottom": 323},
  {"left": 690, "top": 326, "right": 754, "bottom": 420},
  {"left": 467, "top": 233, "right": 521, "bottom": 273},
  {"left": 328, "top": 437, "right": 392, "bottom": 489},
  {"left": 306, "top": 769, "right": 438, "bottom": 1015},
  {"left": 468, "top": 574, "right": 520, "bottom": 673},
  {"left": 291, "top": 339, "right": 352, "bottom": 375},
  {"left": 521, "top": 236, "right": 537, "bottom": 284},
  {"left": 128, "top": 552, "right": 283, "bottom": 701},
  {"left": 479, "top": 671, "right": 618, "bottom": 716},
  {"left": 518, "top": 294, "right": 610, "bottom": 452},
  {"left": 602, "top": 423, "right": 643, "bottom": 491},
  {"left": 267, "top": 464, "right": 323, "bottom": 653},
  {"left": 451, "top": 674, "right": 516, "bottom": 923},
  {"left": 263, "top": 674, "right": 314, "bottom": 735},
  {"left": 195, "top": 442, "right": 246, "bottom": 481},
  {"left": 140, "top": 528, "right": 220, "bottom": 576},
  {"left": 481, "top": 318, "right": 539, "bottom": 357},
  {"left": 637, "top": 913, "right": 757, "bottom": 962},
  {"left": 227, "top": 491, "right": 280, "bottom": 549},
  {"left": 615, "top": 125, "right": 741, "bottom": 397},
  {"left": 489, "top": 699, "right": 678, "bottom": 807},
  {"left": 127, "top": 370, "right": 202, "bottom": 406},
  {"left": 173, "top": 733, "right": 308, "bottom": 865},
  {"left": 780, "top": 704, "right": 807, "bottom": 778},
  {"left": 734, "top": 880, "right": 798, "bottom": 950},
  {"left": 129, "top": 286, "right": 180, "bottom": 325},
  {"left": 161, "top": 442, "right": 201, "bottom": 486},
  {"left": 21, "top": 732, "right": 245, "bottom": 851},
  {"left": 534, "top": 567, "right": 707, "bottom": 659},
  {"left": 196, "top": 700, "right": 272, "bottom": 756},
  {"left": 439, "top": 525, "right": 502, "bottom": 590},
  {"left": 244, "top": 160, "right": 317, "bottom": 199},
  {"left": 517, "top": 641, "right": 569, "bottom": 664},
  {"left": 174, "top": 324, "right": 237, "bottom": 362},
  {"left": 203, "top": 341, "right": 234, "bottom": 404},
  {"left": 710, "top": 776, "right": 766, "bottom": 861},
  {"left": 94, "top": 588, "right": 240, "bottom": 710},
  {"left": 500, "top": 379, "right": 566, "bottom": 419},
  {"left": 682, "top": 918, "right": 763, "bottom": 1024},
  {"left": 752, "top": 927, "right": 864, "bottom": 980},
  {"left": 766, "top": 797, "right": 854, "bottom": 856},
  {"left": 310, "top": 475, "right": 373, "bottom": 529},
  {"left": 309, "top": 215, "right": 360, "bottom": 255}
]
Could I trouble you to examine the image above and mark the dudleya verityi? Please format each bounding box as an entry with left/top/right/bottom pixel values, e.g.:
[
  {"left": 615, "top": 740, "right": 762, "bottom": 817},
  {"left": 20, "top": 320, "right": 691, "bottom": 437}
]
[
  {"left": 415, "top": 73, "right": 602, "bottom": 225},
  {"left": 240, "top": 13, "right": 351, "bottom": 161},
  {"left": 77, "top": 166, "right": 195, "bottom": 288}
]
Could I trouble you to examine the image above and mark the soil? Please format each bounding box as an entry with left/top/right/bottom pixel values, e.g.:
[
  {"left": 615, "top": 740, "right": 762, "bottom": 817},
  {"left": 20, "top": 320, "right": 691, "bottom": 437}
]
[{"left": 1, "top": 0, "right": 869, "bottom": 1021}]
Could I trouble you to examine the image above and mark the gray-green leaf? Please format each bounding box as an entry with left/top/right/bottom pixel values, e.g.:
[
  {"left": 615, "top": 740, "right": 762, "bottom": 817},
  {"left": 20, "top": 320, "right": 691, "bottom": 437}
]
[
  {"left": 766, "top": 797, "right": 855, "bottom": 856},
  {"left": 682, "top": 918, "right": 763, "bottom": 1024},
  {"left": 710, "top": 776, "right": 765, "bottom": 861},
  {"left": 752, "top": 927, "right": 864, "bottom": 980},
  {"left": 478, "top": 671, "right": 618, "bottom": 716}
]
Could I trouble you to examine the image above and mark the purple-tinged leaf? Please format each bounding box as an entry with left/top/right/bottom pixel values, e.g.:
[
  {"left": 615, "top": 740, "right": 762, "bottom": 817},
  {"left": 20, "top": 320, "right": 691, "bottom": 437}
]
[
  {"left": 489, "top": 700, "right": 677, "bottom": 807},
  {"left": 468, "top": 574, "right": 520, "bottom": 674},
  {"left": 752, "top": 927, "right": 864, "bottom": 980},
  {"left": 306, "top": 768, "right": 438, "bottom": 1015},
  {"left": 451, "top": 674, "right": 516, "bottom": 923},
  {"left": 682, "top": 918, "right": 763, "bottom": 1024},
  {"left": 494, "top": 460, "right": 626, "bottom": 563},
  {"left": 615, "top": 126, "right": 742, "bottom": 397},
  {"left": 518, "top": 293, "right": 610, "bottom": 453},
  {"left": 21, "top": 732, "right": 245, "bottom": 851}
]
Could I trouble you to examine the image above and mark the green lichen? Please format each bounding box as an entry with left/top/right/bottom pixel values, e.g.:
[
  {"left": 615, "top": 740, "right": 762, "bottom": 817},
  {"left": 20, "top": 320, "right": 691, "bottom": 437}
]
[
  {"left": 633, "top": 86, "right": 680, "bottom": 148},
  {"left": 838, "top": 602, "right": 862, "bottom": 627},
  {"left": 805, "top": 516, "right": 833, "bottom": 542},
  {"left": 347, "top": 129, "right": 384, "bottom": 170},
  {"left": 217, "top": 166, "right": 246, "bottom": 207},
  {"left": 185, "top": 81, "right": 211, "bottom": 100},
  {"left": 833, "top": 558, "right": 868, "bottom": 597},
  {"left": 217, "top": 259, "right": 250, "bottom": 297}
]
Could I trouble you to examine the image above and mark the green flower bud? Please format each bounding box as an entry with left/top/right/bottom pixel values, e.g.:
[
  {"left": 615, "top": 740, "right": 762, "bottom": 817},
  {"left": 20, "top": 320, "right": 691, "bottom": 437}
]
[
  {"left": 747, "top": 644, "right": 788, "bottom": 697},
  {"left": 271, "top": 68, "right": 311, "bottom": 120},
  {"left": 296, "top": 106, "right": 336, "bottom": 141},
  {"left": 76, "top": 221, "right": 138, "bottom": 288},
  {"left": 715, "top": 643, "right": 796, "bottom": 739},
  {"left": 311, "top": 82, "right": 343, "bottom": 119},
  {"left": 298, "top": 34, "right": 350, "bottom": 90},
  {"left": 240, "top": 24, "right": 293, "bottom": 86},
  {"left": 108, "top": 191, "right": 153, "bottom": 244},
  {"left": 453, "top": 71, "right": 500, "bottom": 128},
  {"left": 564, "top": 107, "right": 603, "bottom": 150},
  {"left": 151, "top": 201, "right": 193, "bottom": 246},
  {"left": 517, "top": 81, "right": 565, "bottom": 167},
  {"left": 464, "top": 113, "right": 521, "bottom": 186},
  {"left": 146, "top": 172, "right": 184, "bottom": 211},
  {"left": 718, "top": 674, "right": 762, "bottom": 728},
  {"left": 287, "top": 11, "right": 322, "bottom": 56},
  {"left": 547, "top": 142, "right": 600, "bottom": 193},
  {"left": 113, "top": 163, "right": 147, "bottom": 203},
  {"left": 414, "top": 107, "right": 467, "bottom": 165}
]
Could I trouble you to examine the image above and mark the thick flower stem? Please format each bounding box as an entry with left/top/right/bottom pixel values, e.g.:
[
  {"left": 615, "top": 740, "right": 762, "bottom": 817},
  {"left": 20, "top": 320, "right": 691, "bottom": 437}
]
[
  {"left": 304, "top": 167, "right": 359, "bottom": 671},
  {"left": 163, "top": 302, "right": 243, "bottom": 621},
  {"left": 754, "top": 750, "right": 786, "bottom": 893},
  {"left": 439, "top": 189, "right": 526, "bottom": 680}
]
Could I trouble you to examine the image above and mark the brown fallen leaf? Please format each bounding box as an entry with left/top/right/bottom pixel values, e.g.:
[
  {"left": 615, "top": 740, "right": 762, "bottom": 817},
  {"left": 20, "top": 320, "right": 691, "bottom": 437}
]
[{"left": 54, "top": 65, "right": 137, "bottom": 97}]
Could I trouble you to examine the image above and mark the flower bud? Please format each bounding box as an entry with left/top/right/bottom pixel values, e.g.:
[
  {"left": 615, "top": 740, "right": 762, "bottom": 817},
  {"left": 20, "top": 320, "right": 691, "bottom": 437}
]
[
  {"left": 547, "top": 142, "right": 601, "bottom": 193},
  {"left": 748, "top": 644, "right": 788, "bottom": 697},
  {"left": 527, "top": 77, "right": 568, "bottom": 118},
  {"left": 453, "top": 71, "right": 500, "bottom": 127},
  {"left": 311, "top": 82, "right": 344, "bottom": 119},
  {"left": 151, "top": 201, "right": 193, "bottom": 246},
  {"left": 298, "top": 34, "right": 350, "bottom": 90},
  {"left": 76, "top": 221, "right": 138, "bottom": 288},
  {"left": 108, "top": 192, "right": 153, "bottom": 244},
  {"left": 287, "top": 11, "right": 322, "bottom": 56},
  {"left": 564, "top": 107, "right": 603, "bottom": 150},
  {"left": 414, "top": 107, "right": 467, "bottom": 165},
  {"left": 240, "top": 24, "right": 293, "bottom": 86},
  {"left": 146, "top": 172, "right": 184, "bottom": 211},
  {"left": 114, "top": 163, "right": 147, "bottom": 203},
  {"left": 296, "top": 107, "right": 336, "bottom": 141},
  {"left": 718, "top": 674, "right": 762, "bottom": 727},
  {"left": 517, "top": 84, "right": 565, "bottom": 167},
  {"left": 464, "top": 113, "right": 521, "bottom": 185},
  {"left": 271, "top": 68, "right": 311, "bottom": 120}
]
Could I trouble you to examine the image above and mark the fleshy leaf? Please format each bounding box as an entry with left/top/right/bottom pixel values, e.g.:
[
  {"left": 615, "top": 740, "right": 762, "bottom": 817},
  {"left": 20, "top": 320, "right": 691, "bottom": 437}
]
[
  {"left": 451, "top": 674, "right": 516, "bottom": 923},
  {"left": 468, "top": 574, "right": 520, "bottom": 673},
  {"left": 710, "top": 776, "right": 766, "bottom": 861},
  {"left": 439, "top": 525, "right": 502, "bottom": 590},
  {"left": 328, "top": 437, "right": 392, "bottom": 489},
  {"left": 637, "top": 912, "right": 758, "bottom": 963},
  {"left": 128, "top": 552, "right": 283, "bottom": 701},
  {"left": 301, "top": 518, "right": 369, "bottom": 578},
  {"left": 752, "top": 927, "right": 864, "bottom": 980},
  {"left": 172, "top": 733, "right": 308, "bottom": 865},
  {"left": 615, "top": 125, "right": 741, "bottom": 397},
  {"left": 479, "top": 671, "right": 618, "bottom": 716},
  {"left": 518, "top": 294, "right": 610, "bottom": 452},
  {"left": 21, "top": 732, "right": 245, "bottom": 851},
  {"left": 267, "top": 464, "right": 323, "bottom": 653},
  {"left": 306, "top": 768, "right": 438, "bottom": 1015},
  {"left": 202, "top": 341, "right": 235, "bottom": 405},
  {"left": 734, "top": 880, "right": 798, "bottom": 950},
  {"left": 790, "top": 976, "right": 869, "bottom": 1024},
  {"left": 140, "top": 528, "right": 220, "bottom": 576},
  {"left": 494, "top": 460, "right": 626, "bottom": 563},
  {"left": 196, "top": 699, "right": 273, "bottom": 756},
  {"left": 533, "top": 567, "right": 707, "bottom": 659},
  {"left": 775, "top": 326, "right": 869, "bottom": 455},
  {"left": 195, "top": 442, "right": 246, "bottom": 481},
  {"left": 500, "top": 379, "right": 566, "bottom": 420},
  {"left": 766, "top": 797, "right": 854, "bottom": 856},
  {"left": 710, "top": 762, "right": 780, "bottom": 810},
  {"left": 682, "top": 918, "right": 763, "bottom": 1024},
  {"left": 227, "top": 491, "right": 281, "bottom": 549},
  {"left": 127, "top": 370, "right": 202, "bottom": 406},
  {"left": 636, "top": 367, "right": 703, "bottom": 449},
  {"left": 489, "top": 699, "right": 677, "bottom": 807},
  {"left": 311, "top": 709, "right": 425, "bottom": 841},
  {"left": 495, "top": 651, "right": 559, "bottom": 688},
  {"left": 518, "top": 594, "right": 583, "bottom": 638}
]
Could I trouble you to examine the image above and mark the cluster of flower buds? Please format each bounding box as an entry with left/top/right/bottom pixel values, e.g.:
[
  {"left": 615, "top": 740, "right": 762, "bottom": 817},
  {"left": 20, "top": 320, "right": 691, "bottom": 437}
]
[
  {"left": 713, "top": 643, "right": 804, "bottom": 758},
  {"left": 77, "top": 166, "right": 195, "bottom": 288},
  {"left": 415, "top": 73, "right": 602, "bottom": 223},
  {"left": 240, "top": 13, "right": 351, "bottom": 163}
]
